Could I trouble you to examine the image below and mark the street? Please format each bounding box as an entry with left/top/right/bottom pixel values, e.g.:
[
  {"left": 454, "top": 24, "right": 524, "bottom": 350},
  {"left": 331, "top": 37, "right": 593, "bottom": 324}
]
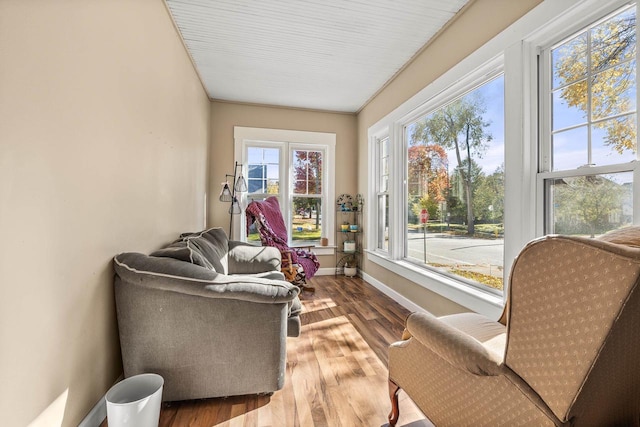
[{"left": 407, "top": 232, "right": 504, "bottom": 277}]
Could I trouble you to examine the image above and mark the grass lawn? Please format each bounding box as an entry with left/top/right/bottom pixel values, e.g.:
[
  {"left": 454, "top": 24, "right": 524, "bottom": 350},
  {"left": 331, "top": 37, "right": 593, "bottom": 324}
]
[
  {"left": 248, "top": 215, "right": 321, "bottom": 242},
  {"left": 429, "top": 262, "right": 503, "bottom": 290}
]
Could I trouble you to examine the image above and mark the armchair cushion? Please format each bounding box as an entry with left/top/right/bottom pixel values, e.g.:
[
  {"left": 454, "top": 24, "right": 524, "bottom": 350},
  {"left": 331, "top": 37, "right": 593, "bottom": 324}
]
[
  {"left": 597, "top": 225, "right": 640, "bottom": 247},
  {"left": 405, "top": 312, "right": 505, "bottom": 376},
  {"left": 228, "top": 241, "right": 282, "bottom": 274}
]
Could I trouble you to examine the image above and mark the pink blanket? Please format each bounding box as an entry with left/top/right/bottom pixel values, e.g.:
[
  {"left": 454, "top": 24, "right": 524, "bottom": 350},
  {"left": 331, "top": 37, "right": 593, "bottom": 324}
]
[{"left": 246, "top": 197, "right": 320, "bottom": 280}]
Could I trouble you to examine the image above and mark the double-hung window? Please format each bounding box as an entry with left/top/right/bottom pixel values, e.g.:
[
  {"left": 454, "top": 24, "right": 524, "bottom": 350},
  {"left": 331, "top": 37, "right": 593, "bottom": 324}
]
[
  {"left": 234, "top": 127, "right": 336, "bottom": 246},
  {"left": 376, "top": 136, "right": 390, "bottom": 252},
  {"left": 369, "top": 63, "right": 506, "bottom": 298},
  {"left": 538, "top": 4, "right": 638, "bottom": 236}
]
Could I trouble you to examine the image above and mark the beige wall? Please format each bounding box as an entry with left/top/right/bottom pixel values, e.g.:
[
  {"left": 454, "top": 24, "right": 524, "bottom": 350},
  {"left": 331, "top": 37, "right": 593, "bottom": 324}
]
[
  {"left": 209, "top": 101, "right": 358, "bottom": 267},
  {"left": 357, "top": 0, "right": 543, "bottom": 315},
  {"left": 0, "top": 1, "right": 210, "bottom": 426}
]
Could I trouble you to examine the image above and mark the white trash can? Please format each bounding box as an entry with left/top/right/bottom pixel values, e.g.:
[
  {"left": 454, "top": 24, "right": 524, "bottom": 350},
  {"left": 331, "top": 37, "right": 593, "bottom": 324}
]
[{"left": 105, "top": 373, "right": 164, "bottom": 427}]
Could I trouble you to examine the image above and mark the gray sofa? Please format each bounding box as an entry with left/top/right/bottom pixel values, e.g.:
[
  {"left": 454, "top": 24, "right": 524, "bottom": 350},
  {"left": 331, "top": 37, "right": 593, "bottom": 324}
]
[{"left": 113, "top": 227, "right": 302, "bottom": 401}]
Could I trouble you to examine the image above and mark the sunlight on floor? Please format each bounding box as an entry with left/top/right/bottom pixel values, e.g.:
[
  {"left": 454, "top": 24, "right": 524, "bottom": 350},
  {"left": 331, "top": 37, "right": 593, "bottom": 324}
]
[{"left": 300, "top": 297, "right": 337, "bottom": 313}]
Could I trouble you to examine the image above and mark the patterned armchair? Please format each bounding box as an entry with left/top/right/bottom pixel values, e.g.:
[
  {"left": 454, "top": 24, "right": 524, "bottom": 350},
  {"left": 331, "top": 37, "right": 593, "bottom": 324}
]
[
  {"left": 388, "top": 227, "right": 640, "bottom": 426},
  {"left": 246, "top": 196, "right": 319, "bottom": 291}
]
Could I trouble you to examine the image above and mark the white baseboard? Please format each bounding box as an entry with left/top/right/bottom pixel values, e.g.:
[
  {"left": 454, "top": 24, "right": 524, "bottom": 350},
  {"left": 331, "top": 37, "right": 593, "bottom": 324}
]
[
  {"left": 361, "top": 272, "right": 428, "bottom": 315},
  {"left": 78, "top": 396, "right": 106, "bottom": 427},
  {"left": 79, "top": 375, "right": 123, "bottom": 427},
  {"left": 314, "top": 267, "right": 336, "bottom": 276}
]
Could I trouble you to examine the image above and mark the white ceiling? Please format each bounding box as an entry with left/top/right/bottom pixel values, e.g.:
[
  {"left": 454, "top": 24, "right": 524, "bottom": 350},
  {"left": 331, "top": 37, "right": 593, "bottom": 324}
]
[{"left": 165, "top": 0, "right": 470, "bottom": 112}]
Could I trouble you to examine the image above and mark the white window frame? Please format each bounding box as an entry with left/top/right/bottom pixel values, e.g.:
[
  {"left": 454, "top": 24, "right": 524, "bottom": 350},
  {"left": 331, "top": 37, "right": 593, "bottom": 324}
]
[
  {"left": 369, "top": 59, "right": 507, "bottom": 318},
  {"left": 366, "top": 0, "right": 627, "bottom": 319},
  {"left": 535, "top": 2, "right": 640, "bottom": 235},
  {"left": 373, "top": 133, "right": 390, "bottom": 253},
  {"left": 399, "top": 68, "right": 505, "bottom": 293},
  {"left": 234, "top": 127, "right": 336, "bottom": 253}
]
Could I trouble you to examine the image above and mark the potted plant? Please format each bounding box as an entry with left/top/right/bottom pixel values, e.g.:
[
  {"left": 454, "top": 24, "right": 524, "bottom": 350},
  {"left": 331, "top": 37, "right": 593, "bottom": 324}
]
[{"left": 344, "top": 260, "right": 357, "bottom": 277}]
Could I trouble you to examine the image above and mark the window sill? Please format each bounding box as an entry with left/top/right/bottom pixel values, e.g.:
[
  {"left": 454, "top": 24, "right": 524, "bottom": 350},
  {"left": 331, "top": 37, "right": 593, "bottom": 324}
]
[{"left": 366, "top": 250, "right": 504, "bottom": 319}]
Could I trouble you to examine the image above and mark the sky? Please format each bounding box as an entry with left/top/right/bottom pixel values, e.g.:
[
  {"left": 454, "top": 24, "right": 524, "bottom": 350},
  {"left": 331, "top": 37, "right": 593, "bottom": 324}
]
[{"left": 406, "top": 74, "right": 505, "bottom": 176}]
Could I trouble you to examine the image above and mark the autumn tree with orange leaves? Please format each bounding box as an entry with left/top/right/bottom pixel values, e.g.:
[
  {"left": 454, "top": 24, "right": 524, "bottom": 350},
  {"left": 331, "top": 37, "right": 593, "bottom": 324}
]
[
  {"left": 410, "top": 94, "right": 492, "bottom": 235},
  {"left": 553, "top": 7, "right": 636, "bottom": 155},
  {"left": 407, "top": 144, "right": 448, "bottom": 220}
]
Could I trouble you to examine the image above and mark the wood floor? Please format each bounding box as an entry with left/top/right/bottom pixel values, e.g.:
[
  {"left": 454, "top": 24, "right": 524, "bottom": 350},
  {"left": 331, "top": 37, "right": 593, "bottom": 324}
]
[{"left": 103, "top": 275, "right": 432, "bottom": 427}]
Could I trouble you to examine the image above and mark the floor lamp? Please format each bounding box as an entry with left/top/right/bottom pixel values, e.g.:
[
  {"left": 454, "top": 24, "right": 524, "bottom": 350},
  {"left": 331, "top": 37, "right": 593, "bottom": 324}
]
[{"left": 218, "top": 161, "right": 247, "bottom": 237}]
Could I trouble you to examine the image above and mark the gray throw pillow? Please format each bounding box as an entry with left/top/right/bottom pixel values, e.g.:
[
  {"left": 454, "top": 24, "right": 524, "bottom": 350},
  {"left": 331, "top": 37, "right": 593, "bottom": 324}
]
[
  {"left": 179, "top": 228, "right": 230, "bottom": 274},
  {"left": 150, "top": 241, "right": 214, "bottom": 270}
]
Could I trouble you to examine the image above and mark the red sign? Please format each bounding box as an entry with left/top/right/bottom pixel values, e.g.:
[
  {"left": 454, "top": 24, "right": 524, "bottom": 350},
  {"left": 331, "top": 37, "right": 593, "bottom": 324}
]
[{"left": 420, "top": 209, "right": 429, "bottom": 224}]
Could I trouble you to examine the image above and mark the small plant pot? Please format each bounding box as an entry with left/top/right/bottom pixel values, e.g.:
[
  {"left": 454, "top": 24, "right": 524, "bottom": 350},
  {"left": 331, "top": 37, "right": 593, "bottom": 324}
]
[
  {"left": 344, "top": 241, "right": 356, "bottom": 252},
  {"left": 341, "top": 224, "right": 350, "bottom": 231},
  {"left": 344, "top": 266, "right": 357, "bottom": 277}
]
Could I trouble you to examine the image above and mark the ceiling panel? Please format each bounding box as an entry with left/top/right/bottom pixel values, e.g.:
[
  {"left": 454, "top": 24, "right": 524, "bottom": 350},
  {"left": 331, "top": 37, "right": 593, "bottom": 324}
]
[{"left": 166, "top": 0, "right": 469, "bottom": 112}]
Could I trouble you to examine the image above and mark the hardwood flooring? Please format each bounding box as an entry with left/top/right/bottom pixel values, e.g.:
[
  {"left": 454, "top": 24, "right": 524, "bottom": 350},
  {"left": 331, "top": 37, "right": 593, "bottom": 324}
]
[{"left": 102, "top": 275, "right": 432, "bottom": 427}]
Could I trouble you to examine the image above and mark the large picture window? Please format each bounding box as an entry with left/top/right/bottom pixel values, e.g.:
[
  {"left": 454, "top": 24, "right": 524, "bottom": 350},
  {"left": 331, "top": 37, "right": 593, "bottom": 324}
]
[
  {"left": 540, "top": 4, "right": 637, "bottom": 236},
  {"left": 366, "top": 0, "right": 638, "bottom": 317},
  {"left": 405, "top": 75, "right": 505, "bottom": 291}
]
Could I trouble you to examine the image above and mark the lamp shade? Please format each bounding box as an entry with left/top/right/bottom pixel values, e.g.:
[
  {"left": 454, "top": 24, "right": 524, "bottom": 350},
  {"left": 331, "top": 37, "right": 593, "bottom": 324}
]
[
  {"left": 219, "top": 182, "right": 232, "bottom": 202},
  {"left": 234, "top": 174, "right": 247, "bottom": 192},
  {"left": 229, "top": 197, "right": 241, "bottom": 214}
]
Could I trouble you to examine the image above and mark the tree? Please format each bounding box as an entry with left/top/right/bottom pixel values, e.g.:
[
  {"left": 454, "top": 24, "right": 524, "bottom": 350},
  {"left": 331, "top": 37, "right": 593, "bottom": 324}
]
[
  {"left": 407, "top": 144, "right": 449, "bottom": 203},
  {"left": 553, "top": 175, "right": 624, "bottom": 237},
  {"left": 293, "top": 151, "right": 322, "bottom": 228},
  {"left": 474, "top": 165, "right": 504, "bottom": 223},
  {"left": 411, "top": 195, "right": 439, "bottom": 223},
  {"left": 410, "top": 94, "right": 492, "bottom": 234},
  {"left": 554, "top": 9, "right": 636, "bottom": 154}
]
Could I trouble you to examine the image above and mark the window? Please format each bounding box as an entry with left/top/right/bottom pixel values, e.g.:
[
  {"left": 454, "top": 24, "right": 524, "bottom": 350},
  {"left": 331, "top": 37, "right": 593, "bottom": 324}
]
[
  {"left": 404, "top": 75, "right": 505, "bottom": 292},
  {"left": 247, "top": 147, "right": 280, "bottom": 195},
  {"left": 246, "top": 146, "right": 281, "bottom": 242},
  {"left": 376, "top": 136, "right": 390, "bottom": 251},
  {"left": 291, "top": 149, "right": 323, "bottom": 244},
  {"left": 234, "top": 127, "right": 336, "bottom": 246},
  {"left": 540, "top": 4, "right": 637, "bottom": 236}
]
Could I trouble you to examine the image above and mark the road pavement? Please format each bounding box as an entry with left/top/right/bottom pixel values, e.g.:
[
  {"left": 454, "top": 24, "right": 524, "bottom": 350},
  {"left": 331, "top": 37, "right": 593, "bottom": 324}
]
[{"left": 407, "top": 231, "right": 504, "bottom": 277}]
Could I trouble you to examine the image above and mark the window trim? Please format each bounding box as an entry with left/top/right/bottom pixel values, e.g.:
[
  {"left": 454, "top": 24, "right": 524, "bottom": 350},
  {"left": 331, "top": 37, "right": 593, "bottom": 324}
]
[
  {"left": 234, "top": 127, "right": 336, "bottom": 247},
  {"left": 398, "top": 68, "right": 505, "bottom": 288},
  {"left": 535, "top": 2, "right": 639, "bottom": 235},
  {"left": 373, "top": 134, "right": 390, "bottom": 253}
]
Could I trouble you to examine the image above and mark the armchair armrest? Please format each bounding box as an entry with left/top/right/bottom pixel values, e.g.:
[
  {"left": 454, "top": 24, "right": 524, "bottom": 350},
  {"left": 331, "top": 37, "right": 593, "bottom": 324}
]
[
  {"left": 405, "top": 312, "right": 504, "bottom": 376},
  {"left": 114, "top": 253, "right": 298, "bottom": 304},
  {"left": 228, "top": 241, "right": 282, "bottom": 274}
]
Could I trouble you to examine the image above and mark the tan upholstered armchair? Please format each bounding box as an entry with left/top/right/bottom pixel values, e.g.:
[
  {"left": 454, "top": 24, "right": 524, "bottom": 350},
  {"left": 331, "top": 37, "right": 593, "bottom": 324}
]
[{"left": 388, "top": 228, "right": 640, "bottom": 426}]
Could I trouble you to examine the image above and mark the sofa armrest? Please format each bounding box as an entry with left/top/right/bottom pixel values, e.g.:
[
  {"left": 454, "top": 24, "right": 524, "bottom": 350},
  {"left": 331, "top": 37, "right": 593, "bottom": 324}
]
[
  {"left": 228, "top": 241, "right": 282, "bottom": 274},
  {"left": 405, "top": 312, "right": 504, "bottom": 376},
  {"left": 114, "top": 252, "right": 298, "bottom": 304}
]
